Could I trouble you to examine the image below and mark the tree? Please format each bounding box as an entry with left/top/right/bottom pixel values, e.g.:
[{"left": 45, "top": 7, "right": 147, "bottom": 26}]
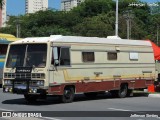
[
  {"left": 0, "top": 0, "right": 4, "bottom": 9},
  {"left": 73, "top": 12, "right": 115, "bottom": 37},
  {"left": 0, "top": 0, "right": 159, "bottom": 43},
  {"left": 72, "top": 0, "right": 114, "bottom": 17}
]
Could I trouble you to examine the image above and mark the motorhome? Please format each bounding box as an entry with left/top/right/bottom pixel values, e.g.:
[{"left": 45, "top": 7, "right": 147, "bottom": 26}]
[{"left": 3, "top": 35, "right": 156, "bottom": 103}]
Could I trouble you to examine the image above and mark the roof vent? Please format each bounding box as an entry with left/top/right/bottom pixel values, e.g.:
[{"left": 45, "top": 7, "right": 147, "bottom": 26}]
[{"left": 107, "top": 36, "right": 121, "bottom": 39}]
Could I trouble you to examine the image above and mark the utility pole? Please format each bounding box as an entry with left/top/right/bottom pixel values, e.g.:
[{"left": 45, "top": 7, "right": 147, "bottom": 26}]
[
  {"left": 115, "top": 0, "right": 118, "bottom": 36},
  {"left": 123, "top": 10, "right": 133, "bottom": 39},
  {"left": 157, "top": 25, "right": 159, "bottom": 46},
  {"left": 15, "top": 16, "right": 21, "bottom": 38},
  {"left": 127, "top": 14, "right": 129, "bottom": 39}
]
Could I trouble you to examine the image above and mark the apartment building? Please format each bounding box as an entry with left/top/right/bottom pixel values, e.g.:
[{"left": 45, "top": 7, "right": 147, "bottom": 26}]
[
  {"left": 25, "top": 0, "right": 48, "bottom": 14},
  {"left": 61, "top": 0, "right": 85, "bottom": 11},
  {"left": 0, "top": 0, "right": 7, "bottom": 27}
]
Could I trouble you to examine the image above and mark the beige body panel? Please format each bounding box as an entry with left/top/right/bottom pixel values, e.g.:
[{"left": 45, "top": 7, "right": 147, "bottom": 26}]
[{"left": 51, "top": 42, "right": 155, "bottom": 84}]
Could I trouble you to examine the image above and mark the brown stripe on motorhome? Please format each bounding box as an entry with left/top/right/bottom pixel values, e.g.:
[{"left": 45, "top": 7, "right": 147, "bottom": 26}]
[{"left": 47, "top": 79, "right": 154, "bottom": 95}]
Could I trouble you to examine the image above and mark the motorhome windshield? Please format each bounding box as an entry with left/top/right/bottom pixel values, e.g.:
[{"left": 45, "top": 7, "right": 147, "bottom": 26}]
[{"left": 6, "top": 44, "right": 47, "bottom": 68}]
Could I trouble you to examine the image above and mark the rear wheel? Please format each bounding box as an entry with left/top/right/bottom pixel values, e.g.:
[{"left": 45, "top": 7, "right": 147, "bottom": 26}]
[
  {"left": 118, "top": 84, "right": 128, "bottom": 98},
  {"left": 110, "top": 84, "right": 128, "bottom": 98},
  {"left": 60, "top": 87, "right": 74, "bottom": 103}
]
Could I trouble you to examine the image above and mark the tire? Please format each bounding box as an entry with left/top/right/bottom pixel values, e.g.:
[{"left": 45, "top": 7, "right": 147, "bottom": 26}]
[
  {"left": 60, "top": 87, "right": 74, "bottom": 103},
  {"left": 118, "top": 84, "right": 128, "bottom": 98},
  {"left": 24, "top": 94, "right": 38, "bottom": 103},
  {"left": 84, "top": 92, "right": 98, "bottom": 99}
]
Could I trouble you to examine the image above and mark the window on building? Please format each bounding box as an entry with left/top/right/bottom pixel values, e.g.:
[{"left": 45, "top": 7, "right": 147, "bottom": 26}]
[
  {"left": 82, "top": 52, "right": 95, "bottom": 62},
  {"left": 107, "top": 52, "right": 117, "bottom": 60}
]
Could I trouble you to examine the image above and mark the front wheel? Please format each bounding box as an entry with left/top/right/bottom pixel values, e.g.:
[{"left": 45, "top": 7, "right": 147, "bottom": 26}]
[{"left": 60, "top": 87, "right": 74, "bottom": 103}]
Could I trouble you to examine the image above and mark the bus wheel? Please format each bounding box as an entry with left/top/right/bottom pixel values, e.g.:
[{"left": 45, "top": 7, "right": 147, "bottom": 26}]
[
  {"left": 60, "top": 87, "right": 74, "bottom": 103},
  {"left": 24, "top": 94, "right": 38, "bottom": 103},
  {"left": 118, "top": 84, "right": 128, "bottom": 98},
  {"left": 84, "top": 92, "right": 98, "bottom": 98}
]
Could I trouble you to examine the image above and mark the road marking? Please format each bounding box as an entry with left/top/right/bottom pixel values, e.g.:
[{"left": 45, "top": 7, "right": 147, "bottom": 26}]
[
  {"left": 43, "top": 117, "right": 62, "bottom": 120},
  {"left": 0, "top": 108, "right": 13, "bottom": 111},
  {"left": 108, "top": 107, "right": 146, "bottom": 114},
  {"left": 108, "top": 107, "right": 131, "bottom": 111}
]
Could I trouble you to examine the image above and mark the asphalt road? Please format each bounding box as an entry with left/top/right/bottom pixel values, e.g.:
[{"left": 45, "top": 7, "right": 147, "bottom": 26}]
[{"left": 0, "top": 88, "right": 160, "bottom": 120}]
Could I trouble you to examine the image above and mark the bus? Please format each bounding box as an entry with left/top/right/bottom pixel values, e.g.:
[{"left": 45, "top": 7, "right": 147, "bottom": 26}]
[{"left": 3, "top": 35, "right": 156, "bottom": 103}]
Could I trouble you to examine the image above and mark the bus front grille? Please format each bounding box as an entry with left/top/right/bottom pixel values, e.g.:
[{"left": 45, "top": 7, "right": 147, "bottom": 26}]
[{"left": 4, "top": 73, "right": 45, "bottom": 79}]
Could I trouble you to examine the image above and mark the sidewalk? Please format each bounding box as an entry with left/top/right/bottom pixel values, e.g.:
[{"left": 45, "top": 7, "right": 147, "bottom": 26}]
[
  {"left": 148, "top": 93, "right": 160, "bottom": 98},
  {"left": 133, "top": 90, "right": 160, "bottom": 98}
]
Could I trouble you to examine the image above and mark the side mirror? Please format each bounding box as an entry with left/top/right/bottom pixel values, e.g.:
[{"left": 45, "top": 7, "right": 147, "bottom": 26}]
[{"left": 54, "top": 60, "right": 59, "bottom": 66}]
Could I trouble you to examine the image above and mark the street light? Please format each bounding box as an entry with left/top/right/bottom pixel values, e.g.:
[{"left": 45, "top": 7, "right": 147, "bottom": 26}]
[{"left": 115, "top": 0, "right": 119, "bottom": 36}]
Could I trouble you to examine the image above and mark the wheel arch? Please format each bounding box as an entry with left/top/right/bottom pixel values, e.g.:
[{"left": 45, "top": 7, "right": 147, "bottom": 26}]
[
  {"left": 120, "top": 82, "right": 128, "bottom": 88},
  {"left": 64, "top": 85, "right": 76, "bottom": 93}
]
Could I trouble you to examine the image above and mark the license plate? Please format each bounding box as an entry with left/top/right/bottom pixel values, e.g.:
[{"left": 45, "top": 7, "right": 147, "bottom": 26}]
[{"left": 15, "top": 85, "right": 27, "bottom": 89}]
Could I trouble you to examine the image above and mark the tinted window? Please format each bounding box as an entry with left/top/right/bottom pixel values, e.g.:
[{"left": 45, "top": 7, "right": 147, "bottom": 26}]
[
  {"left": 82, "top": 52, "right": 95, "bottom": 62},
  {"left": 107, "top": 52, "right": 117, "bottom": 60}
]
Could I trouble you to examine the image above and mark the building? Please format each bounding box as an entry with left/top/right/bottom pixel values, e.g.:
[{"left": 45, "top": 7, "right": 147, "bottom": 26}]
[
  {"left": 0, "top": 0, "right": 7, "bottom": 27},
  {"left": 25, "top": 0, "right": 48, "bottom": 14},
  {"left": 61, "top": 0, "right": 85, "bottom": 11}
]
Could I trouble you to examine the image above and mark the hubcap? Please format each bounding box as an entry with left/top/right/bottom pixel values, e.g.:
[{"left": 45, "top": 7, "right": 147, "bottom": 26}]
[{"left": 64, "top": 89, "right": 71, "bottom": 99}]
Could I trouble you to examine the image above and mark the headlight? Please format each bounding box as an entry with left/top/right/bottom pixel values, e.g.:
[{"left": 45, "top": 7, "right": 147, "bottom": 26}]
[
  {"left": 5, "top": 87, "right": 9, "bottom": 92},
  {"left": 37, "top": 81, "right": 41, "bottom": 85},
  {"left": 36, "top": 81, "right": 44, "bottom": 86},
  {"left": 4, "top": 80, "right": 8, "bottom": 84},
  {"left": 33, "top": 89, "right": 37, "bottom": 93},
  {"left": 8, "top": 80, "right": 11, "bottom": 84},
  {"left": 40, "top": 81, "right": 44, "bottom": 85},
  {"left": 4, "top": 80, "right": 12, "bottom": 85}
]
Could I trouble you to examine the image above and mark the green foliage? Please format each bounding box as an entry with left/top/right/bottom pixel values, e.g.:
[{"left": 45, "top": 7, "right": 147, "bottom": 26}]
[
  {"left": 0, "top": 0, "right": 4, "bottom": 9},
  {"left": 72, "top": 0, "right": 114, "bottom": 17},
  {"left": 0, "top": 0, "right": 159, "bottom": 44},
  {"left": 73, "top": 12, "right": 115, "bottom": 37}
]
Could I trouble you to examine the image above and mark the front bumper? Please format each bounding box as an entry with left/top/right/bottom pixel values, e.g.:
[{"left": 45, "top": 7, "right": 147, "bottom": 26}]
[{"left": 3, "top": 79, "right": 46, "bottom": 94}]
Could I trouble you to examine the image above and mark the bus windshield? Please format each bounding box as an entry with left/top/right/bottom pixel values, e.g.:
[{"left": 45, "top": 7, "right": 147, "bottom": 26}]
[{"left": 6, "top": 44, "right": 47, "bottom": 68}]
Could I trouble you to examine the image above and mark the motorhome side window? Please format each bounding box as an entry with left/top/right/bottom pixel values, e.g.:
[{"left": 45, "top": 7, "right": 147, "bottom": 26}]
[
  {"left": 107, "top": 52, "right": 117, "bottom": 60},
  {"left": 52, "top": 47, "right": 70, "bottom": 66},
  {"left": 82, "top": 52, "right": 95, "bottom": 62}
]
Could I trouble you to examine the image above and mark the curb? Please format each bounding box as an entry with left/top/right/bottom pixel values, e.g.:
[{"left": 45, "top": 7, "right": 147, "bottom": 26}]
[{"left": 148, "top": 94, "right": 160, "bottom": 98}]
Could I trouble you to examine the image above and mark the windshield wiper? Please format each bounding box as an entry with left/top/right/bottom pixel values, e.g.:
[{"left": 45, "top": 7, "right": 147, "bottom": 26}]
[{"left": 23, "top": 45, "right": 28, "bottom": 67}]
